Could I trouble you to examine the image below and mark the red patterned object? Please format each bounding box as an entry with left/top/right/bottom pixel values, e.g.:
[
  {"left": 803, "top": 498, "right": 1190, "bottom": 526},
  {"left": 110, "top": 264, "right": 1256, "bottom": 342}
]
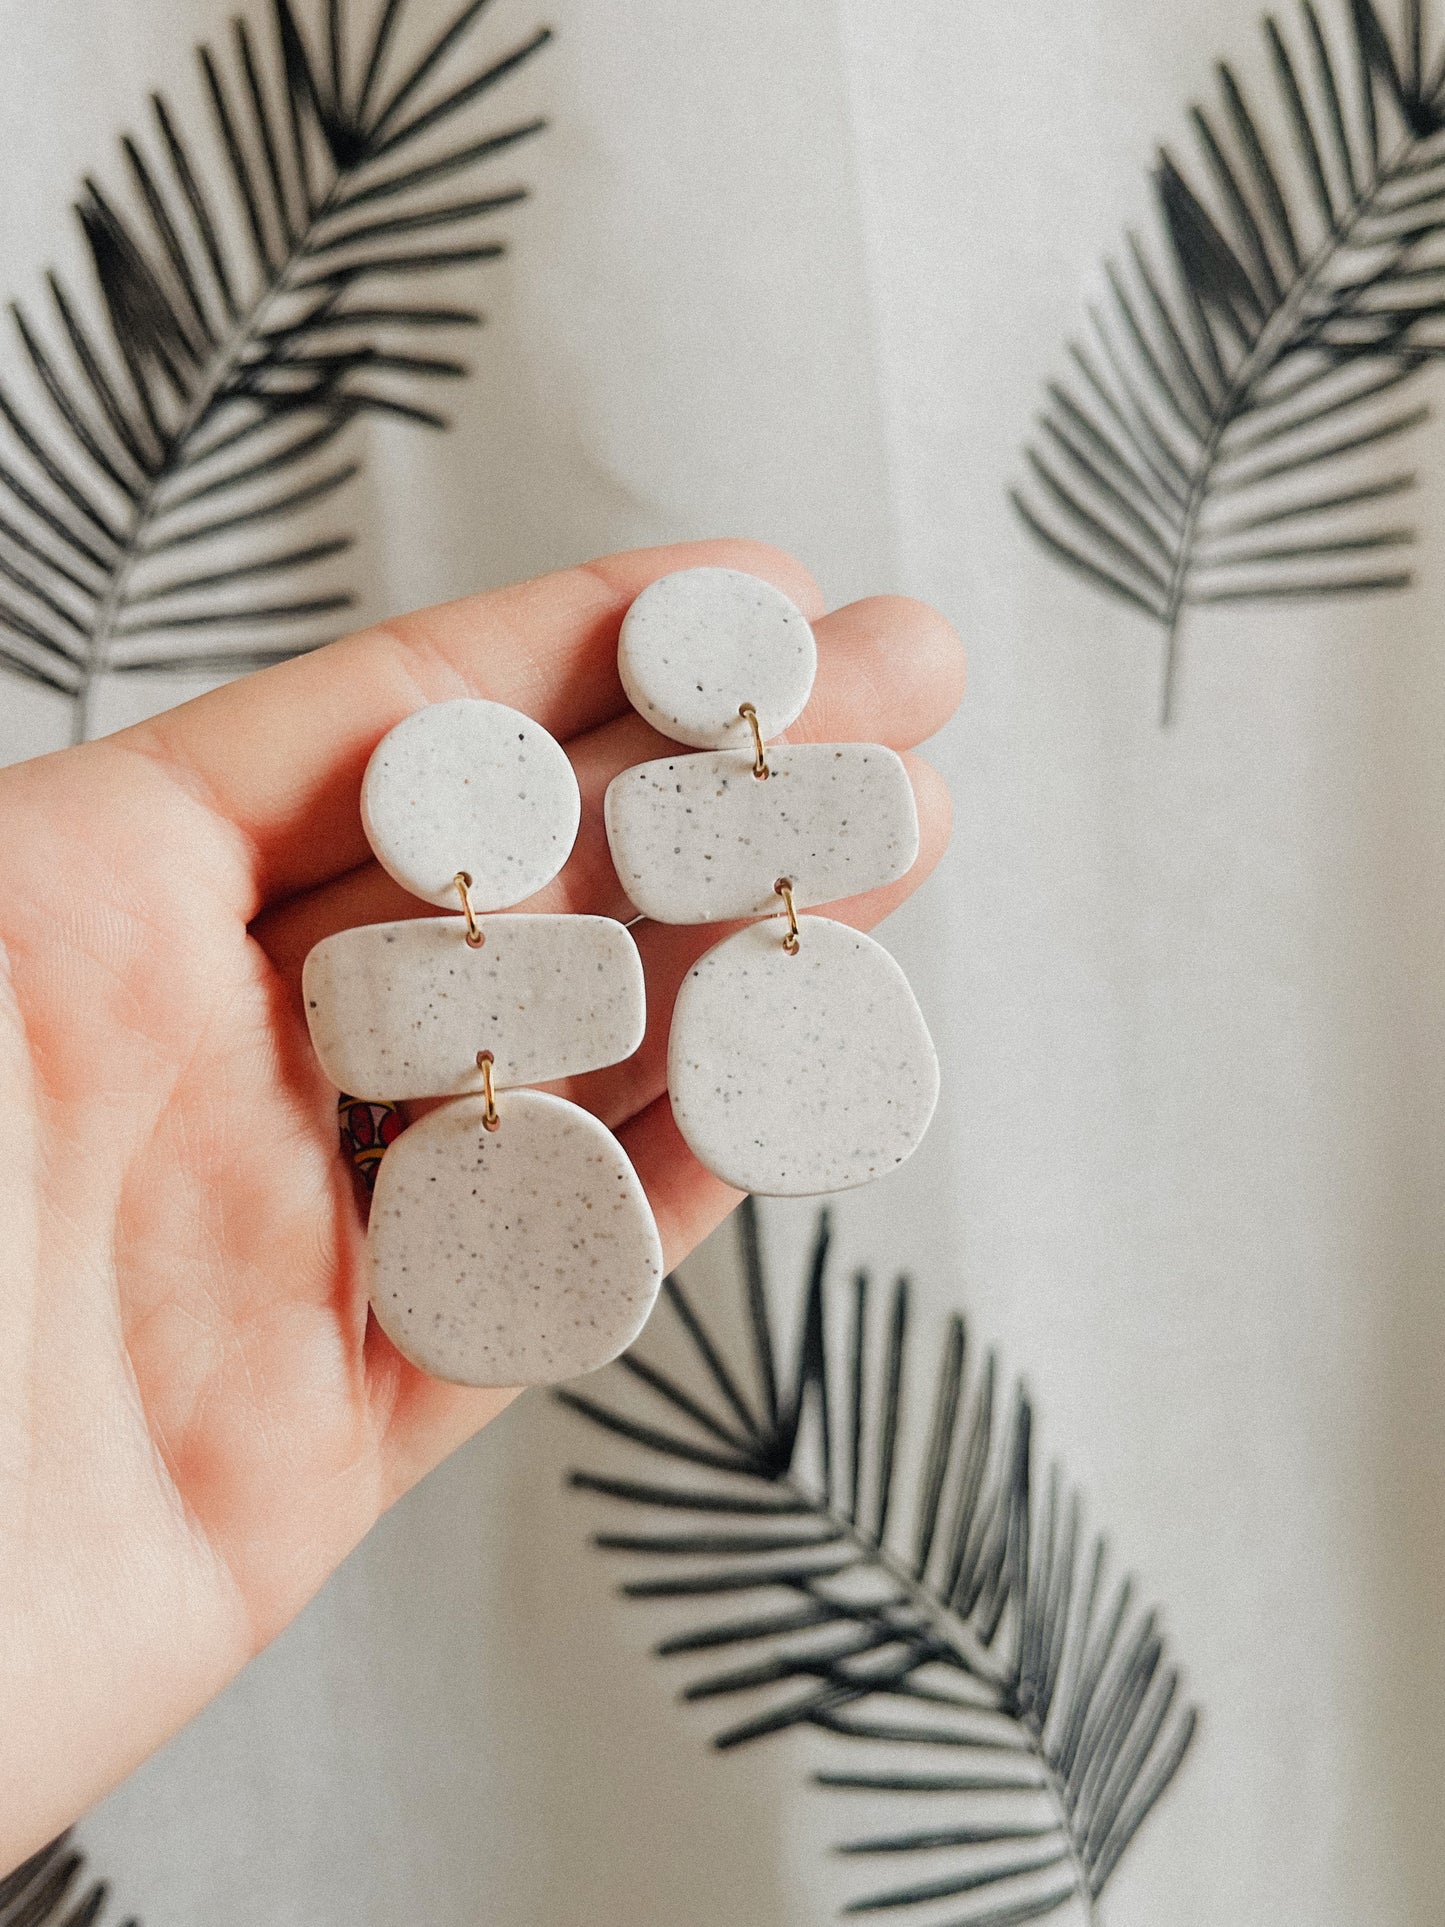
[{"left": 337, "top": 1093, "right": 404, "bottom": 1194}]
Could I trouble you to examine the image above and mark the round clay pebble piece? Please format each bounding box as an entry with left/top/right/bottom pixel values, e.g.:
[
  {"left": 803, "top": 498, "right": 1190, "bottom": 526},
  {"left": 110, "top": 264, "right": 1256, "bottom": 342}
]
[
  {"left": 618, "top": 566, "right": 817, "bottom": 749},
  {"left": 668, "top": 916, "right": 939, "bottom": 1196},
  {"left": 361, "top": 698, "right": 581, "bottom": 909},
  {"left": 367, "top": 1089, "right": 664, "bottom": 1386}
]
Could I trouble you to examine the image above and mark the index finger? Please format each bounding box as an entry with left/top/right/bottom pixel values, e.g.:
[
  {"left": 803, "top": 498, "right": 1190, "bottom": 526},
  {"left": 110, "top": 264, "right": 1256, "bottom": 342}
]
[{"left": 117, "top": 539, "right": 824, "bottom": 915}]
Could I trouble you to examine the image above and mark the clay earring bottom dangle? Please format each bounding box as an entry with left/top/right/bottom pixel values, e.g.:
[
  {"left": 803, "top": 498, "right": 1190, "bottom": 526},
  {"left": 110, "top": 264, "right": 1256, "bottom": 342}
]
[
  {"left": 604, "top": 567, "right": 940, "bottom": 1198},
  {"left": 303, "top": 697, "right": 663, "bottom": 1387}
]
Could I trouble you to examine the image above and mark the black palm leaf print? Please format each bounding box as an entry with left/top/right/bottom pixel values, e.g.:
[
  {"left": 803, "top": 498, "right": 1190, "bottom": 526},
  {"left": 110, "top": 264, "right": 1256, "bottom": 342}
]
[
  {"left": 0, "top": 0, "right": 549, "bottom": 743},
  {"left": 560, "top": 1202, "right": 1196, "bottom": 1927},
  {"left": 0, "top": 1833, "right": 130, "bottom": 1927},
  {"left": 1013, "top": 0, "right": 1445, "bottom": 722}
]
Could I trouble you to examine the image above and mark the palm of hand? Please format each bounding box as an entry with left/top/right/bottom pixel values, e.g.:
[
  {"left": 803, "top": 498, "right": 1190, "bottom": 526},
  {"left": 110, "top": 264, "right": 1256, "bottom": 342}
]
[
  {"left": 0, "top": 732, "right": 401, "bottom": 1801},
  {"left": 0, "top": 541, "right": 963, "bottom": 1870}
]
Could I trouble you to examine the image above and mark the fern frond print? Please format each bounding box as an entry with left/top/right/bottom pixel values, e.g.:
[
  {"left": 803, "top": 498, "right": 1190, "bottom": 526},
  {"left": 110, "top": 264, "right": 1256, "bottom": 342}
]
[
  {"left": 560, "top": 1203, "right": 1197, "bottom": 1927},
  {"left": 1013, "top": 0, "right": 1445, "bottom": 721},
  {"left": 0, "top": 1833, "right": 132, "bottom": 1927},
  {"left": 0, "top": 0, "right": 549, "bottom": 741}
]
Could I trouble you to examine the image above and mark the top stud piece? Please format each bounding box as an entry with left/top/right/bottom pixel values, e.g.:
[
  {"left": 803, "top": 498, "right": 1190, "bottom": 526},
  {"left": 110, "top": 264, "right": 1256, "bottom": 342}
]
[
  {"left": 361, "top": 698, "right": 581, "bottom": 910},
  {"left": 618, "top": 567, "right": 817, "bottom": 750}
]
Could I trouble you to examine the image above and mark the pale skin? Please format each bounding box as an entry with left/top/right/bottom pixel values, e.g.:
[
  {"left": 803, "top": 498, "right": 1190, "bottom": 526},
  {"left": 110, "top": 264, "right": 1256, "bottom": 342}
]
[{"left": 0, "top": 538, "right": 965, "bottom": 1871}]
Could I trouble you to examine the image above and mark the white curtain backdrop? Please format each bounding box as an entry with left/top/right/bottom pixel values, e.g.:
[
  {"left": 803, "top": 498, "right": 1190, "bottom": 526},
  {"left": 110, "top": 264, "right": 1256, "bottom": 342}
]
[{"left": 1, "top": 0, "right": 1442, "bottom": 1921}]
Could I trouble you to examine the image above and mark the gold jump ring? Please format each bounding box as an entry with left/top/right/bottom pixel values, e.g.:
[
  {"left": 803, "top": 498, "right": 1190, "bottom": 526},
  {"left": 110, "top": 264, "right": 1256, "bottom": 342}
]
[
  {"left": 454, "top": 871, "right": 485, "bottom": 948},
  {"left": 739, "top": 703, "right": 769, "bottom": 780},
  {"left": 476, "top": 1049, "right": 500, "bottom": 1132},
  {"left": 774, "top": 877, "right": 800, "bottom": 955}
]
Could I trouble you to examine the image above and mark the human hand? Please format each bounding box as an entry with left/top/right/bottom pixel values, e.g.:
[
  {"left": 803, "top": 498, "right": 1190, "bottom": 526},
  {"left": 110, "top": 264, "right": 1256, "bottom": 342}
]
[{"left": 0, "top": 539, "right": 964, "bottom": 1867}]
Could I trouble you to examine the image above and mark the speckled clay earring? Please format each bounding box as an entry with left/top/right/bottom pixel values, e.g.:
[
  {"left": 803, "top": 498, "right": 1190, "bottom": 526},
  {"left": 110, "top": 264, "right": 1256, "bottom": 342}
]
[
  {"left": 303, "top": 697, "right": 662, "bottom": 1386},
  {"left": 604, "top": 567, "right": 940, "bottom": 1196}
]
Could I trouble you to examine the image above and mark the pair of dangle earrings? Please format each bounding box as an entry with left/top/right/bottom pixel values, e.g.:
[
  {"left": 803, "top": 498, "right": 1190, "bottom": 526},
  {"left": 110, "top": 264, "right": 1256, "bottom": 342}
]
[{"left": 303, "top": 566, "right": 939, "bottom": 1391}]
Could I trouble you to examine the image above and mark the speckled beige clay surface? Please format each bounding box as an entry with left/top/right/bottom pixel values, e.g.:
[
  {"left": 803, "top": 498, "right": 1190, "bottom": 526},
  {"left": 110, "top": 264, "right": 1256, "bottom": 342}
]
[
  {"left": 604, "top": 742, "right": 919, "bottom": 923},
  {"left": 618, "top": 566, "right": 816, "bottom": 749},
  {"left": 668, "top": 916, "right": 939, "bottom": 1196},
  {"left": 367, "top": 1090, "right": 664, "bottom": 1386},
  {"left": 361, "top": 697, "right": 580, "bottom": 909},
  {"left": 302, "top": 914, "right": 645, "bottom": 1102}
]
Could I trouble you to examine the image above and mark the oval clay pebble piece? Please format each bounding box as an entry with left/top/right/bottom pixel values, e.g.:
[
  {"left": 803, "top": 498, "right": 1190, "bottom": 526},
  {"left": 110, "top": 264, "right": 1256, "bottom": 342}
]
[
  {"left": 618, "top": 567, "right": 817, "bottom": 749},
  {"left": 668, "top": 917, "right": 939, "bottom": 1196},
  {"left": 605, "top": 742, "right": 919, "bottom": 924},
  {"left": 303, "top": 914, "right": 645, "bottom": 1102},
  {"left": 362, "top": 698, "right": 580, "bottom": 909},
  {"left": 368, "top": 1090, "right": 664, "bottom": 1386}
]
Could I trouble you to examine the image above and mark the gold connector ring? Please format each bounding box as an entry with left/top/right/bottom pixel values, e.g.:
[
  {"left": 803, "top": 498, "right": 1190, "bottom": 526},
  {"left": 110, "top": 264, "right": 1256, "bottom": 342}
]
[
  {"left": 739, "top": 703, "right": 769, "bottom": 780},
  {"left": 455, "top": 871, "right": 485, "bottom": 948},
  {"left": 774, "top": 877, "right": 800, "bottom": 955},
  {"left": 476, "top": 1049, "right": 500, "bottom": 1131}
]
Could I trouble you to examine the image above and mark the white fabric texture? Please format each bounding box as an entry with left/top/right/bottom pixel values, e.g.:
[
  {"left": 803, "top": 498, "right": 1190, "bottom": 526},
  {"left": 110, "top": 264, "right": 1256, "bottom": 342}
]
[{"left": 0, "top": 0, "right": 1442, "bottom": 1922}]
